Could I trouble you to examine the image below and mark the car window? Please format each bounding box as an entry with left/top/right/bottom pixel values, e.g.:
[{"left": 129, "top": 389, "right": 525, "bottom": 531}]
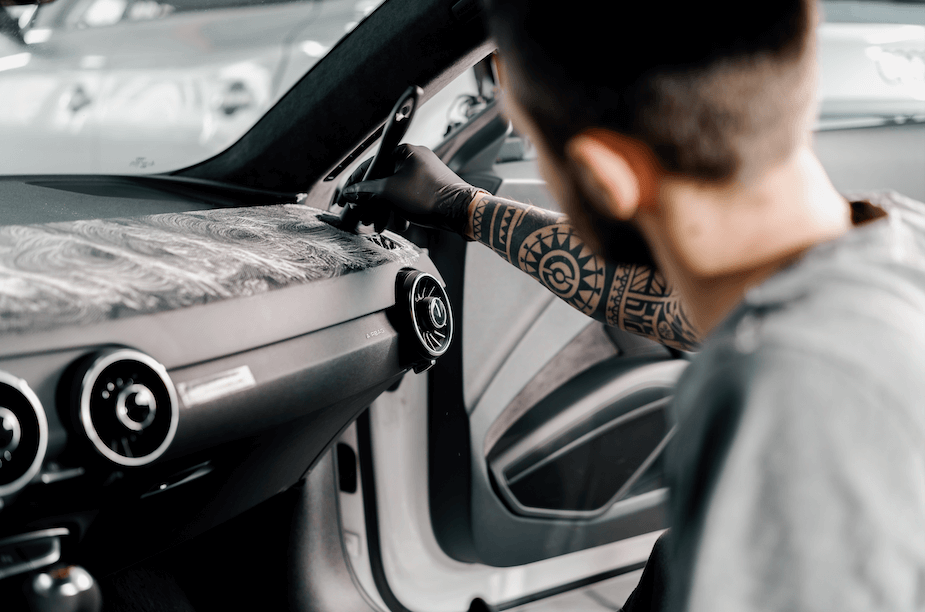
[
  {"left": 0, "top": 0, "right": 384, "bottom": 175},
  {"left": 818, "top": 0, "right": 924, "bottom": 129},
  {"left": 416, "top": 2, "right": 925, "bottom": 161},
  {"left": 1, "top": 0, "right": 922, "bottom": 177},
  {"left": 402, "top": 67, "right": 484, "bottom": 150},
  {"left": 403, "top": 54, "right": 538, "bottom": 168}
]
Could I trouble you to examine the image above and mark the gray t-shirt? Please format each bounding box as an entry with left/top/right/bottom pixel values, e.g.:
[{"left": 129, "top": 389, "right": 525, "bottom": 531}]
[{"left": 666, "top": 191, "right": 925, "bottom": 611}]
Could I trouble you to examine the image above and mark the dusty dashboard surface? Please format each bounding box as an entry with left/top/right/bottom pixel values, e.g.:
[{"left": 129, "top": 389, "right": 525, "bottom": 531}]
[
  {"left": 0, "top": 201, "right": 449, "bottom": 582},
  {"left": 0, "top": 205, "right": 419, "bottom": 334}
]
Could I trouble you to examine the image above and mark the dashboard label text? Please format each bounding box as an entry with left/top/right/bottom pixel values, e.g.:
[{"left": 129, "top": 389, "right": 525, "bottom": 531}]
[{"left": 177, "top": 366, "right": 256, "bottom": 408}]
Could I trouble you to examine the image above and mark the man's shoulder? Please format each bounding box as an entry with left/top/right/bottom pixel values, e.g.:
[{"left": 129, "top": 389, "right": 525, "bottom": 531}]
[
  {"left": 669, "top": 185, "right": 925, "bottom": 474},
  {"left": 692, "top": 297, "right": 925, "bottom": 418},
  {"left": 665, "top": 189, "right": 925, "bottom": 612},
  {"left": 680, "top": 324, "right": 925, "bottom": 612},
  {"left": 736, "top": 189, "right": 925, "bottom": 371},
  {"left": 673, "top": 262, "right": 925, "bottom": 439}
]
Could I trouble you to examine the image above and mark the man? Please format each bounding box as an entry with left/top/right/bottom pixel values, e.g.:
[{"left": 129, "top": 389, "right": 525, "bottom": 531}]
[{"left": 343, "top": 0, "right": 925, "bottom": 609}]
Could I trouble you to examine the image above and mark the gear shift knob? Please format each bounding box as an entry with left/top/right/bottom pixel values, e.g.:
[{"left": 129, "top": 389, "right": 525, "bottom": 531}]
[{"left": 24, "top": 565, "right": 102, "bottom": 612}]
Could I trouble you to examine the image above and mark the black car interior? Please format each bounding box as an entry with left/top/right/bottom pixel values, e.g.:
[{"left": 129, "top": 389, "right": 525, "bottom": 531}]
[
  {"left": 0, "top": 1, "right": 489, "bottom": 608},
  {"left": 0, "top": 0, "right": 923, "bottom": 608}
]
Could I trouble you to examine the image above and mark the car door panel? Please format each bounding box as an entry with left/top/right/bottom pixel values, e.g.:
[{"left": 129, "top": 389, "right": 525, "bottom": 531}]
[
  {"left": 319, "top": 14, "right": 925, "bottom": 606},
  {"left": 420, "top": 105, "right": 689, "bottom": 569}
]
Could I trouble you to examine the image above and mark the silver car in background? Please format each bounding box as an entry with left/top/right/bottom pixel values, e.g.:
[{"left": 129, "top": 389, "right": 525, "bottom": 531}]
[
  {"left": 0, "top": 0, "right": 383, "bottom": 174},
  {"left": 0, "top": 0, "right": 921, "bottom": 180}
]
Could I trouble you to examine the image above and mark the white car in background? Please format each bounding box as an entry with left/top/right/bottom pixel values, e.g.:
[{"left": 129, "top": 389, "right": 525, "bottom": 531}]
[
  {"left": 0, "top": 0, "right": 922, "bottom": 178},
  {"left": 818, "top": 1, "right": 924, "bottom": 127},
  {"left": 0, "top": 0, "right": 382, "bottom": 174}
]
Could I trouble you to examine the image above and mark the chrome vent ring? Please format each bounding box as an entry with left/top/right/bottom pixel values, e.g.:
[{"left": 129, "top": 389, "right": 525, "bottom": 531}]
[
  {"left": 78, "top": 349, "right": 178, "bottom": 467},
  {"left": 0, "top": 372, "right": 48, "bottom": 497},
  {"left": 398, "top": 270, "right": 454, "bottom": 360}
]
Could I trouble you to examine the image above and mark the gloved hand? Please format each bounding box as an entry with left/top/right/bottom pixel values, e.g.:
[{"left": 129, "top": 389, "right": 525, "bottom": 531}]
[{"left": 340, "top": 144, "right": 484, "bottom": 236}]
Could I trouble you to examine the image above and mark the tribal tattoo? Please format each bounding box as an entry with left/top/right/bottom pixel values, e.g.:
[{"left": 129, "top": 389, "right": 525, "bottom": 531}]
[{"left": 469, "top": 195, "right": 700, "bottom": 351}]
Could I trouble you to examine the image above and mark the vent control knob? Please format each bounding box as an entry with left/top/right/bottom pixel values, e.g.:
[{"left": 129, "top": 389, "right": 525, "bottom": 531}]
[
  {"left": 115, "top": 384, "right": 157, "bottom": 432},
  {"left": 417, "top": 296, "right": 448, "bottom": 331}
]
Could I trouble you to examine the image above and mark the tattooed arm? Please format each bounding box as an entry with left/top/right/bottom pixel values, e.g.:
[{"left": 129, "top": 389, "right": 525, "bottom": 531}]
[
  {"left": 465, "top": 193, "right": 700, "bottom": 351},
  {"left": 341, "top": 144, "right": 700, "bottom": 350}
]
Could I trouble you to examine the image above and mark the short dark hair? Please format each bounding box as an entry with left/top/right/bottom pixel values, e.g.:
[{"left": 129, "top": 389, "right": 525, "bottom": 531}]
[{"left": 483, "top": 0, "right": 816, "bottom": 181}]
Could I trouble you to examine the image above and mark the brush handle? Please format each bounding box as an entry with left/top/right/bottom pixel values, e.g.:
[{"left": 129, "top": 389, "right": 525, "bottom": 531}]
[{"left": 336, "top": 85, "right": 423, "bottom": 233}]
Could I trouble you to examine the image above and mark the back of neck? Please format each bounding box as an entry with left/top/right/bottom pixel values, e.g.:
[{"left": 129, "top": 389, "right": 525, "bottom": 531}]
[{"left": 644, "top": 144, "right": 852, "bottom": 334}]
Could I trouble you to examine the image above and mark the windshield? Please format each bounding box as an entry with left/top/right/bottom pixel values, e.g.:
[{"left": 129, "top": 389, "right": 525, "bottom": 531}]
[
  {"left": 0, "top": 0, "right": 922, "bottom": 175},
  {"left": 0, "top": 0, "right": 384, "bottom": 175}
]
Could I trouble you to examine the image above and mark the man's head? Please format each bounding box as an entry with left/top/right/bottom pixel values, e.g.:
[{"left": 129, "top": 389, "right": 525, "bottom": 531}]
[{"left": 482, "top": 0, "right": 826, "bottom": 281}]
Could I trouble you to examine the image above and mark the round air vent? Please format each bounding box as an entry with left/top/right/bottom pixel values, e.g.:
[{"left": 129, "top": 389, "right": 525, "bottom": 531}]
[
  {"left": 0, "top": 371, "right": 48, "bottom": 497},
  {"left": 77, "top": 349, "right": 178, "bottom": 467},
  {"left": 396, "top": 269, "right": 454, "bottom": 364}
]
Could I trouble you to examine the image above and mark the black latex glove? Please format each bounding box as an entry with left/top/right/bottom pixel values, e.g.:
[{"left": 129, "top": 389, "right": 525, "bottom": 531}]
[
  {"left": 335, "top": 161, "right": 410, "bottom": 235},
  {"left": 340, "top": 144, "right": 483, "bottom": 236}
]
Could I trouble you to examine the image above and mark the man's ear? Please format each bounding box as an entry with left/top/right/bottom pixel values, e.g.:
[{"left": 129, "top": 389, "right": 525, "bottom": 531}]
[{"left": 565, "top": 130, "right": 659, "bottom": 221}]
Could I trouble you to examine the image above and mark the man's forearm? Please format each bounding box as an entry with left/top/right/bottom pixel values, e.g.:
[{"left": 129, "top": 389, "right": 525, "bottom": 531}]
[{"left": 466, "top": 193, "right": 700, "bottom": 351}]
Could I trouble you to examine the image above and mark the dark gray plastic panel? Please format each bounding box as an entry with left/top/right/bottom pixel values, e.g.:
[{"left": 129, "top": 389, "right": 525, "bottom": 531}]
[
  {"left": 86, "top": 450, "right": 378, "bottom": 612},
  {"left": 72, "top": 380, "right": 396, "bottom": 577},
  {"left": 0, "top": 261, "right": 424, "bottom": 367},
  {"left": 490, "top": 394, "right": 673, "bottom": 519},
  {"left": 165, "top": 310, "right": 406, "bottom": 458},
  {"left": 466, "top": 357, "right": 687, "bottom": 567},
  {"left": 0, "top": 309, "right": 408, "bottom": 462},
  {"left": 289, "top": 450, "right": 379, "bottom": 612},
  {"left": 0, "top": 308, "right": 410, "bottom": 573}
]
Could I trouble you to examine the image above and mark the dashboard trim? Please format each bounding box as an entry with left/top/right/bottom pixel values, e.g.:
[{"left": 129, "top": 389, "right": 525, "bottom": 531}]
[
  {"left": 0, "top": 258, "right": 440, "bottom": 369},
  {"left": 0, "top": 528, "right": 69, "bottom": 581}
]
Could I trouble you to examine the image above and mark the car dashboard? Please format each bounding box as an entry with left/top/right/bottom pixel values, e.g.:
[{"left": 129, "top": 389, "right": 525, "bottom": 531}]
[{"left": 0, "top": 175, "right": 448, "bottom": 584}]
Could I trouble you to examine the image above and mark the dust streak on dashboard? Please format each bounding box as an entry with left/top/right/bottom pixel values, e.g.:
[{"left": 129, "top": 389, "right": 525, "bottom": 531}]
[{"left": 0, "top": 205, "right": 419, "bottom": 334}]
